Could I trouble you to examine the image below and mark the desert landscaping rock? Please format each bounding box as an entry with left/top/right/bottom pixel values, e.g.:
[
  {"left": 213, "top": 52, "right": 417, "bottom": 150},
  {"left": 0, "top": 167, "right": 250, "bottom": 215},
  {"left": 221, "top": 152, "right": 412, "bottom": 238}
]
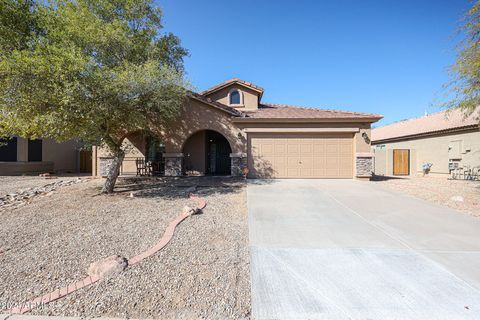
[
  {"left": 0, "top": 177, "right": 87, "bottom": 212},
  {"left": 373, "top": 176, "right": 480, "bottom": 217},
  {"left": 87, "top": 255, "right": 128, "bottom": 279},
  {"left": 0, "top": 176, "right": 250, "bottom": 319}
]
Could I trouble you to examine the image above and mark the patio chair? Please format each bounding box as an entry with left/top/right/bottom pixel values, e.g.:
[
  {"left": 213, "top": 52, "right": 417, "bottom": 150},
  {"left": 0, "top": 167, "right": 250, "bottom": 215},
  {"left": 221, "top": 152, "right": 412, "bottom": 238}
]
[
  {"left": 145, "top": 161, "right": 153, "bottom": 176},
  {"left": 472, "top": 167, "right": 480, "bottom": 181},
  {"left": 136, "top": 158, "right": 147, "bottom": 176}
]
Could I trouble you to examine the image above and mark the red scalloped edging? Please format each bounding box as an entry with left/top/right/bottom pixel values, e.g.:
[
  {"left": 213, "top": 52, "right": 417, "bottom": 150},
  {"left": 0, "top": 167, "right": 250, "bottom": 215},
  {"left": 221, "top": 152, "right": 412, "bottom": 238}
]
[{"left": 6, "top": 193, "right": 206, "bottom": 314}]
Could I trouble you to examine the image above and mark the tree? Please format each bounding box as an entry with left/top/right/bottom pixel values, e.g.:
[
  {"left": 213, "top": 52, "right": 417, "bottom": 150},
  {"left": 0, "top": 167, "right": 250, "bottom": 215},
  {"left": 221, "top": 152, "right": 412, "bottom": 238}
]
[
  {"left": 0, "top": 0, "right": 189, "bottom": 193},
  {"left": 446, "top": 0, "right": 480, "bottom": 116}
]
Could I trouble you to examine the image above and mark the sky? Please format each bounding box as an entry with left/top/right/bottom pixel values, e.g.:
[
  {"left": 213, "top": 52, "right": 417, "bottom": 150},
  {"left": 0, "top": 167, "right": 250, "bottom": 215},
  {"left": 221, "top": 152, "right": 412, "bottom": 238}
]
[{"left": 159, "top": 0, "right": 471, "bottom": 127}]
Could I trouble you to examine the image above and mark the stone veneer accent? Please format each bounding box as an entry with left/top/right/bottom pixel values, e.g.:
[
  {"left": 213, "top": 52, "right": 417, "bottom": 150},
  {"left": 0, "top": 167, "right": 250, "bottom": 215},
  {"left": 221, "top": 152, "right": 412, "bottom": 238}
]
[
  {"left": 356, "top": 153, "right": 374, "bottom": 177},
  {"left": 99, "top": 157, "right": 115, "bottom": 177},
  {"left": 230, "top": 153, "right": 247, "bottom": 176},
  {"left": 164, "top": 153, "right": 183, "bottom": 176}
]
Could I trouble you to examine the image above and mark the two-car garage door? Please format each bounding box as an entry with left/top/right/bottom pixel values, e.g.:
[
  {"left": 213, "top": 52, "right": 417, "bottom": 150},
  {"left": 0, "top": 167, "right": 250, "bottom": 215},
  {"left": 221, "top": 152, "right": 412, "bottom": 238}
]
[{"left": 248, "top": 133, "right": 353, "bottom": 178}]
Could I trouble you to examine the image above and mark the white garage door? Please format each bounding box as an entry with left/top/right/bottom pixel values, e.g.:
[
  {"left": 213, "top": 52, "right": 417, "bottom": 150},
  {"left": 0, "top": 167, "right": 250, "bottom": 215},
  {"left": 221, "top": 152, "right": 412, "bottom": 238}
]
[{"left": 248, "top": 133, "right": 353, "bottom": 178}]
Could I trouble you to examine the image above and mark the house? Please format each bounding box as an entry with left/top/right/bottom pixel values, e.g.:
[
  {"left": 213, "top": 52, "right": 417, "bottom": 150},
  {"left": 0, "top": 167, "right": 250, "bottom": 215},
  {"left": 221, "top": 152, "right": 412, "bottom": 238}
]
[
  {"left": 371, "top": 108, "right": 480, "bottom": 176},
  {"left": 0, "top": 137, "right": 87, "bottom": 175},
  {"left": 92, "top": 78, "right": 383, "bottom": 179}
]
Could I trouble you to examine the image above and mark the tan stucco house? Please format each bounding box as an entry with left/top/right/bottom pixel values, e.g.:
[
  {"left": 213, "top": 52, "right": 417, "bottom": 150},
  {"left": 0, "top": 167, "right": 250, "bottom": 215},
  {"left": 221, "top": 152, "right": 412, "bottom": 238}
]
[
  {"left": 93, "top": 78, "right": 383, "bottom": 179},
  {"left": 0, "top": 137, "right": 85, "bottom": 175},
  {"left": 372, "top": 108, "right": 480, "bottom": 176}
]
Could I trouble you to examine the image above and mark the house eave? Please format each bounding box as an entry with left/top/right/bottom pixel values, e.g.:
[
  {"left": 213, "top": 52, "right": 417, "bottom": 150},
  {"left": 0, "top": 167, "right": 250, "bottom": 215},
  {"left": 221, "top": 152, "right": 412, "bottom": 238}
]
[
  {"left": 371, "top": 124, "right": 480, "bottom": 145},
  {"left": 232, "top": 117, "right": 382, "bottom": 124}
]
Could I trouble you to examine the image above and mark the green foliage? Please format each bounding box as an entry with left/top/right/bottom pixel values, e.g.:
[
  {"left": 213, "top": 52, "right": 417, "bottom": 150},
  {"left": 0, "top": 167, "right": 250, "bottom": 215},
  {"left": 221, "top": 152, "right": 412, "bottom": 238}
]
[
  {"left": 0, "top": 0, "right": 189, "bottom": 151},
  {"left": 446, "top": 1, "right": 480, "bottom": 115}
]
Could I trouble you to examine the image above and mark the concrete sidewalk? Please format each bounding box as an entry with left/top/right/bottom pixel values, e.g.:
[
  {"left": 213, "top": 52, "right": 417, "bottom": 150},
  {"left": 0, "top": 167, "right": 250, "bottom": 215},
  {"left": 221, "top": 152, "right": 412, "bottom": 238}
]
[{"left": 248, "top": 179, "right": 480, "bottom": 319}]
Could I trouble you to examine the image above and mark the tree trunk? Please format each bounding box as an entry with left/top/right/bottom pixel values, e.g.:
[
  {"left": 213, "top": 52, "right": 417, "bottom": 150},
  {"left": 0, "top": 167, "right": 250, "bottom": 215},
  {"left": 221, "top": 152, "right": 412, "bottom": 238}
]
[{"left": 102, "top": 149, "right": 125, "bottom": 194}]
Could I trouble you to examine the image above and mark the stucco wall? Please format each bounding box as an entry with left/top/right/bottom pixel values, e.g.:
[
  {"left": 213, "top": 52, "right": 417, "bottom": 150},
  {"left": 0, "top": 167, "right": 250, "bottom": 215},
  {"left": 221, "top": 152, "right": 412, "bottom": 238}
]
[
  {"left": 43, "top": 139, "right": 82, "bottom": 172},
  {"left": 183, "top": 130, "right": 206, "bottom": 174},
  {"left": 91, "top": 96, "right": 376, "bottom": 178},
  {"left": 206, "top": 84, "right": 259, "bottom": 110},
  {"left": 0, "top": 137, "right": 81, "bottom": 175},
  {"left": 373, "top": 129, "right": 480, "bottom": 176},
  {"left": 93, "top": 98, "right": 245, "bottom": 176},
  {"left": 159, "top": 99, "right": 246, "bottom": 154},
  {"left": 94, "top": 132, "right": 146, "bottom": 176}
]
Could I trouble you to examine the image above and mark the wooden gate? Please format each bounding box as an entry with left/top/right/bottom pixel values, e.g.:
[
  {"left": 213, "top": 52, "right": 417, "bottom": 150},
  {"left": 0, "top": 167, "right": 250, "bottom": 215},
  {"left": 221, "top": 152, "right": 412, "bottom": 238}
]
[
  {"left": 80, "top": 150, "right": 92, "bottom": 173},
  {"left": 393, "top": 149, "right": 409, "bottom": 176}
]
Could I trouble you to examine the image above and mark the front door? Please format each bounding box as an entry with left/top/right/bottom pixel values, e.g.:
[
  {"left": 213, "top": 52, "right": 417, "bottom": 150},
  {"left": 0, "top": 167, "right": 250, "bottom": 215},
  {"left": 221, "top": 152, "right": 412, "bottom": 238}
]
[
  {"left": 206, "top": 131, "right": 232, "bottom": 175},
  {"left": 393, "top": 149, "right": 410, "bottom": 175}
]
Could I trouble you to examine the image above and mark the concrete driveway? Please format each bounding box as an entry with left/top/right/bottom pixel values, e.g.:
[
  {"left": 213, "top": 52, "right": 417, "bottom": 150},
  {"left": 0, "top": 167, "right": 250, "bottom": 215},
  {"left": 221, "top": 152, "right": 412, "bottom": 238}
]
[{"left": 248, "top": 179, "right": 480, "bottom": 320}]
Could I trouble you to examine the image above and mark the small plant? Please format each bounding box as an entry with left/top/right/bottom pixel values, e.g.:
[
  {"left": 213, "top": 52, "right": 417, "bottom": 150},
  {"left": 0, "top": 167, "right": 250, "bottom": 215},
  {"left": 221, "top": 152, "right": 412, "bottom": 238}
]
[
  {"left": 242, "top": 167, "right": 249, "bottom": 179},
  {"left": 422, "top": 163, "right": 433, "bottom": 176}
]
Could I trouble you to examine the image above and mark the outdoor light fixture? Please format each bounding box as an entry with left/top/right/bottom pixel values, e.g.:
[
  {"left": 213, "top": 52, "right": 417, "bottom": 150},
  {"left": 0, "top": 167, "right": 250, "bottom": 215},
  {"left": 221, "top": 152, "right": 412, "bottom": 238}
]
[{"left": 362, "top": 131, "right": 371, "bottom": 144}]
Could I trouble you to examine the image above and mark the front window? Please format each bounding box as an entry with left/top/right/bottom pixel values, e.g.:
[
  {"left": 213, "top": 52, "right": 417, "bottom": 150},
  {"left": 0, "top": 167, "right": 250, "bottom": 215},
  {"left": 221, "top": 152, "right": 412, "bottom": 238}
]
[
  {"left": 146, "top": 135, "right": 165, "bottom": 162},
  {"left": 229, "top": 90, "right": 241, "bottom": 105},
  {"left": 0, "top": 137, "right": 17, "bottom": 162}
]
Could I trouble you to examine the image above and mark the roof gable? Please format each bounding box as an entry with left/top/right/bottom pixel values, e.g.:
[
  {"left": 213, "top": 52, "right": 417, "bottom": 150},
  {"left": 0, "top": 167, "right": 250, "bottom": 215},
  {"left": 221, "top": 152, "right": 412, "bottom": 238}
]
[
  {"left": 200, "top": 78, "right": 264, "bottom": 99},
  {"left": 188, "top": 92, "right": 243, "bottom": 117}
]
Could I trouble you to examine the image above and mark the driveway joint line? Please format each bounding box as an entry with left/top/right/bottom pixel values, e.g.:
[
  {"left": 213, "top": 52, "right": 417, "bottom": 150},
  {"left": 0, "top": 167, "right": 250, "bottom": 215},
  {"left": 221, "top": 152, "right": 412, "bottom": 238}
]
[
  {"left": 322, "top": 188, "right": 480, "bottom": 294},
  {"left": 264, "top": 248, "right": 354, "bottom": 320},
  {"left": 322, "top": 189, "right": 414, "bottom": 251}
]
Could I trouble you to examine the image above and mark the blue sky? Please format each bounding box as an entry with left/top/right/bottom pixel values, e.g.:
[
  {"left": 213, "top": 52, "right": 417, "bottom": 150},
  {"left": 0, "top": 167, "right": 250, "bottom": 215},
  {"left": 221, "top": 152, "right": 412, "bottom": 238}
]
[{"left": 160, "top": 0, "right": 471, "bottom": 127}]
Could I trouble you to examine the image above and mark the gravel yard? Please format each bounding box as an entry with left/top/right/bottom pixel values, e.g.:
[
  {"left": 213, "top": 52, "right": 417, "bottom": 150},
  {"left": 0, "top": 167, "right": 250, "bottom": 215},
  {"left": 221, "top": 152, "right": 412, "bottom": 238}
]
[
  {"left": 0, "top": 175, "right": 83, "bottom": 197},
  {"left": 0, "top": 176, "right": 250, "bottom": 319},
  {"left": 373, "top": 176, "right": 480, "bottom": 217}
]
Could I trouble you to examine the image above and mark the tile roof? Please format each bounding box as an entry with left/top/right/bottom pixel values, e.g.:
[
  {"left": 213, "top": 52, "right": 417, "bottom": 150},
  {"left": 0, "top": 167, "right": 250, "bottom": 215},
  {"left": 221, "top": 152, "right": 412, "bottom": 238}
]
[
  {"left": 371, "top": 108, "right": 480, "bottom": 142},
  {"left": 189, "top": 92, "right": 243, "bottom": 116},
  {"left": 200, "top": 78, "right": 264, "bottom": 96},
  {"left": 240, "top": 103, "right": 383, "bottom": 120}
]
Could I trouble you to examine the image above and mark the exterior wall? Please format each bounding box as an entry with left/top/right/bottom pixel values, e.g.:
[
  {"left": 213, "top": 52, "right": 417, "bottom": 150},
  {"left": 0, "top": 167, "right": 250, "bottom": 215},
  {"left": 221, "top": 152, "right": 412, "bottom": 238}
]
[
  {"left": 0, "top": 137, "right": 81, "bottom": 175},
  {"left": 94, "top": 132, "right": 146, "bottom": 176},
  {"left": 91, "top": 97, "right": 377, "bottom": 179},
  {"left": 93, "top": 98, "right": 245, "bottom": 177},
  {"left": 206, "top": 84, "right": 259, "bottom": 110},
  {"left": 373, "top": 129, "right": 480, "bottom": 176},
  {"left": 183, "top": 131, "right": 206, "bottom": 174},
  {"left": 353, "top": 127, "right": 374, "bottom": 177},
  {"left": 42, "top": 139, "right": 82, "bottom": 172},
  {"left": 374, "top": 148, "right": 387, "bottom": 175},
  {"left": 160, "top": 99, "right": 246, "bottom": 154}
]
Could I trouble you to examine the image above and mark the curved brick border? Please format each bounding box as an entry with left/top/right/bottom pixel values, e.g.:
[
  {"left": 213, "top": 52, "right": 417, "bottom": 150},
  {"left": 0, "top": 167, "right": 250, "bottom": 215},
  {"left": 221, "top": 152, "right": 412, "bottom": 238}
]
[{"left": 7, "top": 194, "right": 207, "bottom": 314}]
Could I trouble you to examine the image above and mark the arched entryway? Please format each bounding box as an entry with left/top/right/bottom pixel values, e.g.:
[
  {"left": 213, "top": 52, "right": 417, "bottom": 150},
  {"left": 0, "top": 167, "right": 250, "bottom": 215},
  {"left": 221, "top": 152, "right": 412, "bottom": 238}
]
[{"left": 183, "top": 130, "right": 232, "bottom": 175}]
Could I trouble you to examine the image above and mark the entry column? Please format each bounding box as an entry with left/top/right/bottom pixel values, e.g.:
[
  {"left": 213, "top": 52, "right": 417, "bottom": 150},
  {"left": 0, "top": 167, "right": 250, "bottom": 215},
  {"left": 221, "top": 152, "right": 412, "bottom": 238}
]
[
  {"left": 230, "top": 152, "right": 247, "bottom": 176},
  {"left": 163, "top": 153, "right": 183, "bottom": 176}
]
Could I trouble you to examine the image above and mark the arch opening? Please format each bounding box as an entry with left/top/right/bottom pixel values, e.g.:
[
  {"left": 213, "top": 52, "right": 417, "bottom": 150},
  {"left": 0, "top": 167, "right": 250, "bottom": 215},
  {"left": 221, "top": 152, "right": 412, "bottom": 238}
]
[{"left": 182, "top": 130, "right": 232, "bottom": 175}]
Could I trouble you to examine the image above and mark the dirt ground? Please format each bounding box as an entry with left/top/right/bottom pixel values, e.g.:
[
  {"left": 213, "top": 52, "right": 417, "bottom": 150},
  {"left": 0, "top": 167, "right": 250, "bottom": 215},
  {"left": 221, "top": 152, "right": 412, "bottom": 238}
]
[
  {"left": 0, "top": 176, "right": 250, "bottom": 319},
  {"left": 372, "top": 176, "right": 480, "bottom": 217}
]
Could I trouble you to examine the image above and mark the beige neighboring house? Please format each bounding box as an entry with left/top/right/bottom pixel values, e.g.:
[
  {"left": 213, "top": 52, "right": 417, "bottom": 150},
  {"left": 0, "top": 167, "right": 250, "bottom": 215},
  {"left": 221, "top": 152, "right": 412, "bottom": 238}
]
[
  {"left": 93, "top": 78, "right": 382, "bottom": 179},
  {"left": 0, "top": 137, "right": 85, "bottom": 175},
  {"left": 371, "top": 108, "right": 480, "bottom": 177}
]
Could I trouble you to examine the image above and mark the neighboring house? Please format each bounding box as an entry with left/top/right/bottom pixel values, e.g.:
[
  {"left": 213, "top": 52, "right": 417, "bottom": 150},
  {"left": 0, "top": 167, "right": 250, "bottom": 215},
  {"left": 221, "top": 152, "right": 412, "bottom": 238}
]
[
  {"left": 371, "top": 108, "right": 480, "bottom": 176},
  {"left": 0, "top": 137, "right": 86, "bottom": 175},
  {"left": 93, "top": 78, "right": 382, "bottom": 179}
]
